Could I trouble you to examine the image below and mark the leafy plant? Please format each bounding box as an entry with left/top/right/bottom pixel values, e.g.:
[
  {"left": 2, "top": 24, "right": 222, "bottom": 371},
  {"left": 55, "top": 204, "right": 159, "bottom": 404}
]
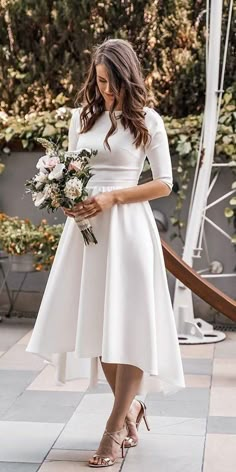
[
  {"left": 0, "top": 107, "right": 71, "bottom": 151},
  {"left": 0, "top": 0, "right": 235, "bottom": 117},
  {"left": 0, "top": 213, "right": 64, "bottom": 270},
  {"left": 31, "top": 219, "right": 64, "bottom": 271}
]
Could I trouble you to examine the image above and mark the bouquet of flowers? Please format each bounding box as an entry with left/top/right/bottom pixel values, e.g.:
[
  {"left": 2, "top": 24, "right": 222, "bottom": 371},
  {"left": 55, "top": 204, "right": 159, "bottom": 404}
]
[{"left": 25, "top": 138, "right": 98, "bottom": 245}]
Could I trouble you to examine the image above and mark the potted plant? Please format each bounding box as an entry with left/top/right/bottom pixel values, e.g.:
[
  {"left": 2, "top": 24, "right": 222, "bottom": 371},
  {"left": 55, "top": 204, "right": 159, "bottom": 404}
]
[
  {"left": 0, "top": 213, "right": 40, "bottom": 271},
  {"left": 31, "top": 219, "right": 64, "bottom": 271},
  {"left": 0, "top": 213, "right": 64, "bottom": 272}
]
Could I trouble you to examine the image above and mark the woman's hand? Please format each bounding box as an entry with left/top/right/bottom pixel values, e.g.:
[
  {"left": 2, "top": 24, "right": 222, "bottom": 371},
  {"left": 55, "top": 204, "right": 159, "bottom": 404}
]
[{"left": 62, "top": 192, "right": 116, "bottom": 219}]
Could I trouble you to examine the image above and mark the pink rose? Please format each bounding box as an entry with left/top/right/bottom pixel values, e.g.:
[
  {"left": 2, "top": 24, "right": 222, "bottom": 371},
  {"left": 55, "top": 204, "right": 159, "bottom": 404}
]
[
  {"left": 68, "top": 160, "right": 82, "bottom": 172},
  {"left": 36, "top": 155, "right": 60, "bottom": 172}
]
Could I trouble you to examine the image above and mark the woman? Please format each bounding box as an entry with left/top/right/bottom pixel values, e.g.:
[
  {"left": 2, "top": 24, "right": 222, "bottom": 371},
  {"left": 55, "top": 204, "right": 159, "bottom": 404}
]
[{"left": 27, "top": 38, "right": 185, "bottom": 468}]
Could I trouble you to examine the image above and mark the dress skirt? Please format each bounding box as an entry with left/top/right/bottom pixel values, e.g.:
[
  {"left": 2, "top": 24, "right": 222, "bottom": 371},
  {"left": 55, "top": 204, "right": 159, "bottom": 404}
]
[{"left": 26, "top": 180, "right": 185, "bottom": 396}]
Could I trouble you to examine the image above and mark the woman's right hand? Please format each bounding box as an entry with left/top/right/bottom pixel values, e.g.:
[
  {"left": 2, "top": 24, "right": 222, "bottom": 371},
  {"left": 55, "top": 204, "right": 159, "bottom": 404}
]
[{"left": 61, "top": 203, "right": 85, "bottom": 218}]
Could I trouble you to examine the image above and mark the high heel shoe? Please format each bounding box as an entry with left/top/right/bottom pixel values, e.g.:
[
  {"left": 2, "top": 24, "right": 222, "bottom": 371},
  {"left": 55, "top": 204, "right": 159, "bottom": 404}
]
[
  {"left": 88, "top": 424, "right": 127, "bottom": 468},
  {"left": 124, "top": 399, "right": 150, "bottom": 448}
]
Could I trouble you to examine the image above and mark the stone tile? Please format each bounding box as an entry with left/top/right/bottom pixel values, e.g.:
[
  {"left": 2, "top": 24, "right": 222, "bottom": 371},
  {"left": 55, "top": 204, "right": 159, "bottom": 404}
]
[
  {"left": 137, "top": 416, "right": 206, "bottom": 436},
  {"left": 209, "top": 388, "right": 236, "bottom": 417},
  {"left": 212, "top": 358, "right": 236, "bottom": 387},
  {"left": 146, "top": 388, "right": 210, "bottom": 418},
  {"left": 17, "top": 330, "right": 33, "bottom": 346},
  {"left": 71, "top": 393, "right": 114, "bottom": 415},
  {"left": 0, "top": 319, "right": 33, "bottom": 351},
  {"left": 54, "top": 412, "right": 109, "bottom": 450},
  {"left": 27, "top": 365, "right": 90, "bottom": 392},
  {"left": 39, "top": 458, "right": 123, "bottom": 471},
  {"left": 86, "top": 383, "right": 112, "bottom": 394},
  {"left": 144, "top": 399, "right": 209, "bottom": 418},
  {"left": 39, "top": 463, "right": 86, "bottom": 471},
  {"left": 147, "top": 387, "right": 209, "bottom": 402},
  {"left": 184, "top": 375, "right": 211, "bottom": 388},
  {"left": 53, "top": 393, "right": 119, "bottom": 451},
  {"left": 0, "top": 344, "right": 45, "bottom": 371},
  {"left": 214, "top": 332, "right": 236, "bottom": 358},
  {"left": 180, "top": 344, "right": 214, "bottom": 359},
  {"left": 2, "top": 390, "right": 83, "bottom": 423},
  {"left": 0, "top": 464, "right": 39, "bottom": 472},
  {"left": 207, "top": 416, "right": 236, "bottom": 434},
  {"left": 122, "top": 433, "right": 204, "bottom": 472},
  {"left": 203, "top": 434, "right": 236, "bottom": 472},
  {"left": 44, "top": 450, "right": 124, "bottom": 471},
  {"left": 46, "top": 449, "right": 96, "bottom": 461},
  {"left": 0, "top": 370, "right": 39, "bottom": 418},
  {"left": 0, "top": 421, "right": 64, "bottom": 462},
  {"left": 182, "top": 359, "right": 213, "bottom": 375}
]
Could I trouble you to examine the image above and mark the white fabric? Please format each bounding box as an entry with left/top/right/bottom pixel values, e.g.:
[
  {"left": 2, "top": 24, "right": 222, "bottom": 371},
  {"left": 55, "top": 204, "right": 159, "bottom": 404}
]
[{"left": 26, "top": 107, "right": 185, "bottom": 395}]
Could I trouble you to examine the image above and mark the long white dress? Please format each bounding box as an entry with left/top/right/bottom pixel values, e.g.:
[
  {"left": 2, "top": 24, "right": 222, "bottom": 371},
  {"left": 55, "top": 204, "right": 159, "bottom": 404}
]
[{"left": 26, "top": 107, "right": 185, "bottom": 395}]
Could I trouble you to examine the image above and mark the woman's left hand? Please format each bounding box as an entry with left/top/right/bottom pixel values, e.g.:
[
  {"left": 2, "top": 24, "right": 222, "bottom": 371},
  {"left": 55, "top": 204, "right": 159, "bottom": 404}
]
[{"left": 62, "top": 192, "right": 116, "bottom": 219}]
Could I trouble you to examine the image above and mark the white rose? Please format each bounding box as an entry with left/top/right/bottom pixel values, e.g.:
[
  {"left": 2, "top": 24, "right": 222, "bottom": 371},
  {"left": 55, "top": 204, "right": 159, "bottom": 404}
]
[
  {"left": 36, "top": 155, "right": 60, "bottom": 173},
  {"left": 64, "top": 178, "right": 83, "bottom": 200},
  {"left": 33, "top": 184, "right": 51, "bottom": 207},
  {"left": 48, "top": 163, "right": 65, "bottom": 181},
  {"left": 35, "top": 172, "right": 48, "bottom": 182},
  {"left": 35, "top": 172, "right": 48, "bottom": 189}
]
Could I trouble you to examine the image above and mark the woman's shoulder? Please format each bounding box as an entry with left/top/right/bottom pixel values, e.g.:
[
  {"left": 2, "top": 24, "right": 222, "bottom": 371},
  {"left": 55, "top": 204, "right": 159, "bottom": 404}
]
[
  {"left": 143, "top": 106, "right": 164, "bottom": 126},
  {"left": 143, "top": 107, "right": 166, "bottom": 138},
  {"left": 69, "top": 107, "right": 83, "bottom": 133},
  {"left": 70, "top": 107, "right": 82, "bottom": 118}
]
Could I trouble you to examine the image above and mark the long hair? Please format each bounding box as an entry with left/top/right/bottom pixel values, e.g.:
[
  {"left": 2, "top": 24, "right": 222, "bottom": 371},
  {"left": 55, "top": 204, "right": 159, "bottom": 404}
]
[{"left": 75, "top": 38, "right": 150, "bottom": 151}]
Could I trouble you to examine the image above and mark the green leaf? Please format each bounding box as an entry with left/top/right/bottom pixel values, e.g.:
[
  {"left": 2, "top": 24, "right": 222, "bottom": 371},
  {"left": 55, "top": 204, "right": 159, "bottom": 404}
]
[
  {"left": 224, "top": 93, "right": 232, "bottom": 105},
  {"left": 21, "top": 139, "right": 28, "bottom": 148},
  {"left": 55, "top": 121, "right": 67, "bottom": 128},
  {"left": 42, "top": 124, "right": 56, "bottom": 137},
  {"left": 176, "top": 141, "right": 192, "bottom": 155},
  {"left": 170, "top": 217, "right": 178, "bottom": 226},
  {"left": 229, "top": 197, "right": 236, "bottom": 206},
  {"left": 224, "top": 207, "right": 234, "bottom": 218},
  {"left": 231, "top": 234, "right": 236, "bottom": 245}
]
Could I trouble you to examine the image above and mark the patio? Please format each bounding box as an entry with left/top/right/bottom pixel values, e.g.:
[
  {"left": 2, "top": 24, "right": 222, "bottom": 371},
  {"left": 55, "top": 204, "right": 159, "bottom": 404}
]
[{"left": 0, "top": 317, "right": 235, "bottom": 471}]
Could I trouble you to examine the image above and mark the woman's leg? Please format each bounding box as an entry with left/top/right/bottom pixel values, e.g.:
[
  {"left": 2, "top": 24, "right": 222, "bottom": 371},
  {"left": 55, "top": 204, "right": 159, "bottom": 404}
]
[
  {"left": 99, "top": 357, "right": 143, "bottom": 435},
  {"left": 99, "top": 356, "right": 117, "bottom": 394},
  {"left": 106, "top": 363, "right": 143, "bottom": 431},
  {"left": 99, "top": 357, "right": 142, "bottom": 443},
  {"left": 89, "top": 363, "right": 143, "bottom": 466}
]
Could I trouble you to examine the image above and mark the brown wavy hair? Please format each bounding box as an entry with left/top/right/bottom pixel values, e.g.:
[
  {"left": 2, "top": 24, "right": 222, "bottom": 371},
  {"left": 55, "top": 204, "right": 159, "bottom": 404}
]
[{"left": 75, "top": 38, "right": 150, "bottom": 151}]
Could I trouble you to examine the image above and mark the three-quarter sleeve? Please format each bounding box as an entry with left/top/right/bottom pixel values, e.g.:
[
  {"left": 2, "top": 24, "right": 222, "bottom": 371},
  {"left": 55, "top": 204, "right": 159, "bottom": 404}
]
[
  {"left": 145, "top": 108, "right": 173, "bottom": 191},
  {"left": 68, "top": 108, "right": 81, "bottom": 151}
]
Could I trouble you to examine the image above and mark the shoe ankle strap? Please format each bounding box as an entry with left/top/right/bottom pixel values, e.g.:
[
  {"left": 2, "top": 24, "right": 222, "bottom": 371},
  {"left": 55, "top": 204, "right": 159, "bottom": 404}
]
[
  {"left": 104, "top": 430, "right": 122, "bottom": 446},
  {"left": 104, "top": 425, "right": 126, "bottom": 446}
]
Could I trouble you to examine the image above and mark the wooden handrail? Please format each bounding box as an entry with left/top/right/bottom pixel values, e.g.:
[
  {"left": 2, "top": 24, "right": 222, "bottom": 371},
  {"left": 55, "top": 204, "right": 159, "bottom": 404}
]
[{"left": 161, "top": 239, "right": 236, "bottom": 322}]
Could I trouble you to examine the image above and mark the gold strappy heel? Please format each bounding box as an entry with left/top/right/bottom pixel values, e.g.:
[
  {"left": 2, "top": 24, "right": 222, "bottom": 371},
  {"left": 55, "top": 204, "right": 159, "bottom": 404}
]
[
  {"left": 88, "top": 424, "right": 127, "bottom": 468},
  {"left": 124, "top": 399, "right": 150, "bottom": 448}
]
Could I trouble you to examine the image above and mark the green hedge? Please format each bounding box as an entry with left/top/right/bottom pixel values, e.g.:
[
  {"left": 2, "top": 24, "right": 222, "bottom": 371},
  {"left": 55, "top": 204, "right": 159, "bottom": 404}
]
[
  {"left": 0, "top": 86, "right": 235, "bottom": 243},
  {"left": 0, "top": 0, "right": 235, "bottom": 117}
]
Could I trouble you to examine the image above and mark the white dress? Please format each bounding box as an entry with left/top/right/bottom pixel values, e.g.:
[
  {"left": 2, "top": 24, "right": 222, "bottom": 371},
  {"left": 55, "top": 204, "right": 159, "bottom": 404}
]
[{"left": 26, "top": 107, "right": 185, "bottom": 396}]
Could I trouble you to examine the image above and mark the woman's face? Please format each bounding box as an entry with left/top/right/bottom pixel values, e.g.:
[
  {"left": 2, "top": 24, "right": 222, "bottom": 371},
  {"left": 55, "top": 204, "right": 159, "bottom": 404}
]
[{"left": 96, "top": 63, "right": 124, "bottom": 110}]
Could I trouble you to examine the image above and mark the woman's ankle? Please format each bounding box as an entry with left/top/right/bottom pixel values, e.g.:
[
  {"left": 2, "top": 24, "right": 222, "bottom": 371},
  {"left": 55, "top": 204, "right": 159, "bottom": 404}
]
[{"left": 106, "top": 419, "right": 126, "bottom": 432}]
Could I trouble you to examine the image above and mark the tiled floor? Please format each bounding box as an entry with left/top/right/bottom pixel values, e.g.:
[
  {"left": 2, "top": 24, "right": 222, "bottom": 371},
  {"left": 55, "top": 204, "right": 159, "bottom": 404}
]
[{"left": 0, "top": 317, "right": 236, "bottom": 471}]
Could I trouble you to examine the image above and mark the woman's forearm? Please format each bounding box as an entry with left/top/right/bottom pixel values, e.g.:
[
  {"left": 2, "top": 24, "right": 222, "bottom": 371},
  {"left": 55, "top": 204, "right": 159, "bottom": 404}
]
[{"left": 111, "top": 179, "right": 171, "bottom": 205}]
